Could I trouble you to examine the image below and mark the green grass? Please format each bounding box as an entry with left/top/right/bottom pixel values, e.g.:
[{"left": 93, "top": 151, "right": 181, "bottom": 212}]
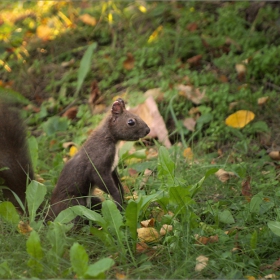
[{"left": 1, "top": 1, "right": 280, "bottom": 279}]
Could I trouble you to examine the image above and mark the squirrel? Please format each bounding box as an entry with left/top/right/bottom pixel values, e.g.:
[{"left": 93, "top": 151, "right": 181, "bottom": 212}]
[
  {"left": 0, "top": 98, "right": 149, "bottom": 219},
  {"left": 0, "top": 102, "right": 34, "bottom": 211},
  {"left": 49, "top": 98, "right": 150, "bottom": 219}
]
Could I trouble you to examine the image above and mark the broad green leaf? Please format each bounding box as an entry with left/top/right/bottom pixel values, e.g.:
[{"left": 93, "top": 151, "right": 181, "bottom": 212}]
[
  {"left": 0, "top": 262, "right": 12, "bottom": 278},
  {"left": 54, "top": 205, "right": 105, "bottom": 226},
  {"left": 70, "top": 243, "right": 88, "bottom": 278},
  {"left": 90, "top": 227, "right": 113, "bottom": 246},
  {"left": 101, "top": 200, "right": 123, "bottom": 235},
  {"left": 47, "top": 222, "right": 71, "bottom": 259},
  {"left": 218, "top": 210, "right": 235, "bottom": 224},
  {"left": 250, "top": 192, "right": 263, "bottom": 214},
  {"left": 169, "top": 186, "right": 193, "bottom": 207},
  {"left": 42, "top": 116, "right": 69, "bottom": 136},
  {"left": 75, "top": 43, "right": 97, "bottom": 96},
  {"left": 157, "top": 146, "right": 175, "bottom": 183},
  {"left": 26, "top": 180, "right": 46, "bottom": 223},
  {"left": 268, "top": 221, "right": 280, "bottom": 237},
  {"left": 85, "top": 258, "right": 115, "bottom": 279},
  {"left": 28, "top": 136, "right": 38, "bottom": 171},
  {"left": 125, "top": 200, "right": 138, "bottom": 241},
  {"left": 26, "top": 231, "right": 43, "bottom": 275},
  {"left": 0, "top": 201, "right": 19, "bottom": 226}
]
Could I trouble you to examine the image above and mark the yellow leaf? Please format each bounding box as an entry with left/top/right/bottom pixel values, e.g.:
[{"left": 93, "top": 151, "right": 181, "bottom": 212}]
[
  {"left": 18, "top": 221, "right": 33, "bottom": 235},
  {"left": 108, "top": 13, "right": 113, "bottom": 24},
  {"left": 245, "top": 276, "right": 256, "bottom": 280},
  {"left": 183, "top": 147, "right": 193, "bottom": 160},
  {"left": 148, "top": 25, "right": 163, "bottom": 43},
  {"left": 137, "top": 227, "right": 160, "bottom": 243},
  {"left": 138, "top": 5, "right": 147, "bottom": 13},
  {"left": 36, "top": 25, "right": 52, "bottom": 41},
  {"left": 69, "top": 146, "right": 78, "bottom": 157},
  {"left": 225, "top": 110, "right": 255, "bottom": 128},
  {"left": 79, "top": 14, "right": 97, "bottom": 26}
]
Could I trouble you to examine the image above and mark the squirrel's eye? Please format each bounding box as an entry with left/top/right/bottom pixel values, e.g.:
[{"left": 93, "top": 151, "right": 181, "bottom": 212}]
[{"left": 127, "top": 119, "right": 136, "bottom": 126}]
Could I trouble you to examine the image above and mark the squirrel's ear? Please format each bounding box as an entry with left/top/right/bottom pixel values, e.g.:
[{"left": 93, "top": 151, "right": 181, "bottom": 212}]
[
  {"left": 111, "top": 100, "right": 124, "bottom": 115},
  {"left": 116, "top": 98, "right": 126, "bottom": 109}
]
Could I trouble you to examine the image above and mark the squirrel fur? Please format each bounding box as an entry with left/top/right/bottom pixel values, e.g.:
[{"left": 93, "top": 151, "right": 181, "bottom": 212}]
[
  {"left": 0, "top": 103, "right": 34, "bottom": 210},
  {"left": 0, "top": 99, "right": 150, "bottom": 219}
]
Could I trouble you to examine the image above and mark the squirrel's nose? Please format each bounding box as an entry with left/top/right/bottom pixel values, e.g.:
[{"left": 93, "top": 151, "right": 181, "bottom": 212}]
[{"left": 145, "top": 126, "right": 150, "bottom": 135}]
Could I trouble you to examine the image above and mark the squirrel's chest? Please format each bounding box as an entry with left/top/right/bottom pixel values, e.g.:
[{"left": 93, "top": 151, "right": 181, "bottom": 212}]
[{"left": 111, "top": 142, "right": 120, "bottom": 172}]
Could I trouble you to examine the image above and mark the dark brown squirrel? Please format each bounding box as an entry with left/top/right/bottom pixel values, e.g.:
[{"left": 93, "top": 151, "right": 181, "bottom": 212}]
[
  {"left": 48, "top": 98, "right": 150, "bottom": 219},
  {"left": 0, "top": 103, "right": 34, "bottom": 211}
]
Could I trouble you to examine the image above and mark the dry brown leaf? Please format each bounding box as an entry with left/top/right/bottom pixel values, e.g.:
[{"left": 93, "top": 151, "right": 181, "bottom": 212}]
[
  {"left": 241, "top": 176, "right": 252, "bottom": 200},
  {"left": 18, "top": 221, "right": 33, "bottom": 235},
  {"left": 146, "top": 148, "right": 158, "bottom": 159},
  {"left": 136, "top": 242, "right": 149, "bottom": 253},
  {"left": 61, "top": 58, "right": 75, "bottom": 68},
  {"left": 195, "top": 234, "right": 219, "bottom": 245},
  {"left": 229, "top": 101, "right": 239, "bottom": 111},
  {"left": 88, "top": 80, "right": 101, "bottom": 106},
  {"left": 269, "top": 151, "right": 280, "bottom": 160},
  {"left": 177, "top": 84, "right": 205, "bottom": 105},
  {"left": 264, "top": 274, "right": 277, "bottom": 279},
  {"left": 137, "top": 227, "right": 160, "bottom": 243},
  {"left": 141, "top": 218, "right": 155, "bottom": 228},
  {"left": 235, "top": 64, "right": 246, "bottom": 81},
  {"left": 115, "top": 272, "right": 127, "bottom": 279},
  {"left": 187, "top": 22, "right": 198, "bottom": 32},
  {"left": 140, "top": 169, "right": 153, "bottom": 188},
  {"left": 215, "top": 169, "right": 236, "bottom": 182},
  {"left": 79, "top": 14, "right": 97, "bottom": 26},
  {"left": 62, "top": 106, "right": 78, "bottom": 120},
  {"left": 123, "top": 53, "right": 135, "bottom": 70},
  {"left": 183, "top": 147, "right": 193, "bottom": 161},
  {"left": 219, "top": 75, "right": 228, "bottom": 83},
  {"left": 187, "top": 54, "right": 202, "bottom": 67},
  {"left": 129, "top": 96, "right": 171, "bottom": 148},
  {"left": 183, "top": 117, "right": 196, "bottom": 131},
  {"left": 160, "top": 224, "right": 173, "bottom": 236},
  {"left": 195, "top": 255, "right": 209, "bottom": 272},
  {"left": 258, "top": 96, "right": 269, "bottom": 105}
]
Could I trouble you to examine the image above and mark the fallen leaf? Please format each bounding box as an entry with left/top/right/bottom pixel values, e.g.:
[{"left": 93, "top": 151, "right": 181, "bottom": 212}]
[
  {"left": 79, "top": 13, "right": 97, "bottom": 26},
  {"left": 62, "top": 106, "right": 78, "bottom": 120},
  {"left": 195, "top": 255, "right": 208, "bottom": 272},
  {"left": 269, "top": 151, "right": 280, "bottom": 160},
  {"left": 136, "top": 242, "right": 149, "bottom": 253},
  {"left": 177, "top": 84, "right": 205, "bottom": 105},
  {"left": 137, "top": 227, "right": 160, "bottom": 243},
  {"left": 130, "top": 96, "right": 171, "bottom": 148},
  {"left": 229, "top": 101, "right": 239, "bottom": 111},
  {"left": 183, "top": 147, "right": 193, "bottom": 161},
  {"left": 88, "top": 80, "right": 102, "bottom": 106},
  {"left": 187, "top": 22, "right": 198, "bottom": 32},
  {"left": 264, "top": 274, "right": 277, "bottom": 279},
  {"left": 160, "top": 224, "right": 173, "bottom": 236},
  {"left": 258, "top": 96, "right": 269, "bottom": 105},
  {"left": 245, "top": 276, "right": 256, "bottom": 280},
  {"left": 235, "top": 64, "right": 246, "bottom": 81},
  {"left": 61, "top": 58, "right": 75, "bottom": 68},
  {"left": 187, "top": 54, "right": 202, "bottom": 67},
  {"left": 62, "top": 142, "right": 76, "bottom": 149},
  {"left": 123, "top": 53, "right": 135, "bottom": 70},
  {"left": 241, "top": 176, "right": 252, "bottom": 200},
  {"left": 215, "top": 169, "right": 236, "bottom": 182},
  {"left": 140, "top": 218, "right": 155, "bottom": 228},
  {"left": 219, "top": 75, "right": 228, "bottom": 83},
  {"left": 183, "top": 118, "right": 196, "bottom": 131},
  {"left": 36, "top": 25, "right": 52, "bottom": 41},
  {"left": 148, "top": 25, "right": 163, "bottom": 43},
  {"left": 115, "top": 272, "right": 127, "bottom": 279},
  {"left": 195, "top": 235, "right": 219, "bottom": 245},
  {"left": 69, "top": 146, "right": 78, "bottom": 157},
  {"left": 140, "top": 169, "right": 153, "bottom": 188},
  {"left": 225, "top": 110, "right": 255, "bottom": 128},
  {"left": 18, "top": 221, "right": 33, "bottom": 234}
]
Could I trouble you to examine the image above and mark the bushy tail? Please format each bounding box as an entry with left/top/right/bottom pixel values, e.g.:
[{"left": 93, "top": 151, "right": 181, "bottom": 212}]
[{"left": 0, "top": 103, "right": 34, "bottom": 210}]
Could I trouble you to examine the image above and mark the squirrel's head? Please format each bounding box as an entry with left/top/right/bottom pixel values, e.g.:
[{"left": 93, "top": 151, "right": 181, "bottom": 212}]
[{"left": 109, "top": 98, "right": 150, "bottom": 141}]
